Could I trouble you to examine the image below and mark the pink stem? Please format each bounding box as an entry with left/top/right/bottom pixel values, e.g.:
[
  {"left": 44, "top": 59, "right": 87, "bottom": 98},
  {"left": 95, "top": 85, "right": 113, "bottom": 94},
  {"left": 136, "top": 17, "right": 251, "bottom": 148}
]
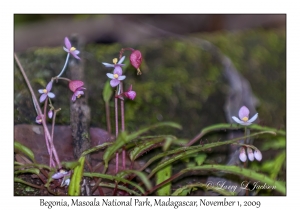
[
  {"left": 14, "top": 53, "right": 61, "bottom": 169},
  {"left": 115, "top": 94, "right": 119, "bottom": 174},
  {"left": 120, "top": 83, "right": 126, "bottom": 170}
]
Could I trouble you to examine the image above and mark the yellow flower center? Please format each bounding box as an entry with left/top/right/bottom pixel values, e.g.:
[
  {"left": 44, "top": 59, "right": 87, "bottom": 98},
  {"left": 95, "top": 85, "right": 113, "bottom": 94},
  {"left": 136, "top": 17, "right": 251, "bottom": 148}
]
[
  {"left": 70, "top": 47, "right": 76, "bottom": 52},
  {"left": 43, "top": 89, "right": 48, "bottom": 93},
  {"left": 113, "top": 58, "right": 118, "bottom": 64},
  {"left": 113, "top": 74, "right": 119, "bottom": 79},
  {"left": 242, "top": 117, "right": 249, "bottom": 122},
  {"left": 77, "top": 95, "right": 81, "bottom": 99}
]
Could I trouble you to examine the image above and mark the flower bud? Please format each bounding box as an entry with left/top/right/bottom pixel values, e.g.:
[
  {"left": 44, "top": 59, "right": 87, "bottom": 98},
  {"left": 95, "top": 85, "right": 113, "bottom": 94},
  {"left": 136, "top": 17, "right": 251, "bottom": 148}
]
[
  {"left": 130, "top": 50, "right": 142, "bottom": 75},
  {"left": 254, "top": 149, "right": 262, "bottom": 161},
  {"left": 247, "top": 147, "right": 254, "bottom": 161},
  {"left": 239, "top": 147, "right": 247, "bottom": 162},
  {"left": 48, "top": 110, "right": 53, "bottom": 119},
  {"left": 35, "top": 115, "right": 43, "bottom": 124},
  {"left": 124, "top": 90, "right": 136, "bottom": 100}
]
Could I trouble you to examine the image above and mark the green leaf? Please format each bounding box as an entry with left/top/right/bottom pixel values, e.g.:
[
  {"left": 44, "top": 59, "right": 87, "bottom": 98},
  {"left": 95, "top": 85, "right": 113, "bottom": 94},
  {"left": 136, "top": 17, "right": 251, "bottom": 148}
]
[
  {"left": 147, "top": 131, "right": 276, "bottom": 178},
  {"left": 103, "top": 122, "right": 181, "bottom": 169},
  {"left": 68, "top": 156, "right": 85, "bottom": 196},
  {"left": 61, "top": 161, "right": 80, "bottom": 170},
  {"left": 98, "top": 183, "right": 141, "bottom": 196},
  {"left": 156, "top": 165, "right": 172, "bottom": 195},
  {"left": 261, "top": 151, "right": 286, "bottom": 179},
  {"left": 117, "top": 170, "right": 152, "bottom": 191},
  {"left": 83, "top": 172, "right": 145, "bottom": 194},
  {"left": 163, "top": 136, "right": 174, "bottom": 151},
  {"left": 14, "top": 141, "right": 35, "bottom": 163},
  {"left": 14, "top": 163, "right": 51, "bottom": 171},
  {"left": 129, "top": 136, "right": 174, "bottom": 161},
  {"left": 14, "top": 168, "right": 40, "bottom": 175},
  {"left": 103, "top": 80, "right": 113, "bottom": 103},
  {"left": 188, "top": 123, "right": 285, "bottom": 146},
  {"left": 81, "top": 142, "right": 113, "bottom": 157},
  {"left": 261, "top": 136, "right": 286, "bottom": 150},
  {"left": 194, "top": 153, "right": 207, "bottom": 166}
]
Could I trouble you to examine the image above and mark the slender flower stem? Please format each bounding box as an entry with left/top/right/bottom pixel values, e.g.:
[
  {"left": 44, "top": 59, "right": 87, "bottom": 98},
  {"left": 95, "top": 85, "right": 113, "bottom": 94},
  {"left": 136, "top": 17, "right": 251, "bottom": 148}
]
[
  {"left": 105, "top": 101, "right": 111, "bottom": 134},
  {"left": 52, "top": 76, "right": 71, "bottom": 83},
  {"left": 14, "top": 53, "right": 61, "bottom": 169},
  {"left": 115, "top": 92, "right": 119, "bottom": 174},
  {"left": 56, "top": 53, "right": 70, "bottom": 78},
  {"left": 44, "top": 99, "right": 54, "bottom": 167},
  {"left": 120, "top": 82, "right": 126, "bottom": 170},
  {"left": 119, "top": 48, "right": 134, "bottom": 59}
]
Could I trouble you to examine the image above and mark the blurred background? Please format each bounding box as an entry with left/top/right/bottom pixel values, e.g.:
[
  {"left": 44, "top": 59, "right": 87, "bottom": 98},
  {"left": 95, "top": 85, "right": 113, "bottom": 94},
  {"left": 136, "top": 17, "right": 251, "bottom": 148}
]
[
  {"left": 15, "top": 14, "right": 285, "bottom": 52},
  {"left": 14, "top": 14, "right": 286, "bottom": 133}
]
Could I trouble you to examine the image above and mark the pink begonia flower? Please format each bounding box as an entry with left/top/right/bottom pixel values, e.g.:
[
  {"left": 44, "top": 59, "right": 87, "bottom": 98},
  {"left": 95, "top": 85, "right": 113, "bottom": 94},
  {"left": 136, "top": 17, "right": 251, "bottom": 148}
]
[
  {"left": 69, "top": 80, "right": 86, "bottom": 102},
  {"left": 35, "top": 115, "right": 43, "bottom": 124},
  {"left": 232, "top": 106, "right": 258, "bottom": 126},
  {"left": 38, "top": 80, "right": 55, "bottom": 103},
  {"left": 130, "top": 50, "right": 142, "bottom": 75},
  {"left": 63, "top": 37, "right": 80, "bottom": 60},
  {"left": 106, "top": 66, "right": 126, "bottom": 87},
  {"left": 123, "top": 84, "right": 136, "bottom": 100},
  {"left": 102, "top": 56, "right": 125, "bottom": 68},
  {"left": 52, "top": 169, "right": 69, "bottom": 179},
  {"left": 239, "top": 147, "right": 247, "bottom": 162}
]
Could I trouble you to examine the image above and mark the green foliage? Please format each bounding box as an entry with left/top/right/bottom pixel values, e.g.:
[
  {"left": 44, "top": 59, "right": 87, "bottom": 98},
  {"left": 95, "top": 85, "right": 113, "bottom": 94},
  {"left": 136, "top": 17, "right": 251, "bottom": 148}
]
[
  {"left": 102, "top": 80, "right": 113, "bottom": 103},
  {"left": 156, "top": 165, "right": 172, "bottom": 195},
  {"left": 14, "top": 141, "right": 35, "bottom": 163},
  {"left": 68, "top": 156, "right": 85, "bottom": 196}
]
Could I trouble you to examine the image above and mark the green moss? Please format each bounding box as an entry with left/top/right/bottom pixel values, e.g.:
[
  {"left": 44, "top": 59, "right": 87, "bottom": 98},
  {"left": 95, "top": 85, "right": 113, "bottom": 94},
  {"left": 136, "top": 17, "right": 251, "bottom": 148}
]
[{"left": 14, "top": 28, "right": 286, "bottom": 138}]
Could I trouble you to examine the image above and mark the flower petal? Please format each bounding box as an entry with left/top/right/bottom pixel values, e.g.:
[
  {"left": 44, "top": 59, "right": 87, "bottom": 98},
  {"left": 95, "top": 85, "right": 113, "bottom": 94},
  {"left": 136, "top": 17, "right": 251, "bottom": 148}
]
[
  {"left": 118, "top": 75, "right": 126, "bottom": 80},
  {"left": 38, "top": 89, "right": 44, "bottom": 94},
  {"left": 238, "top": 106, "right": 249, "bottom": 120},
  {"left": 127, "top": 91, "right": 136, "bottom": 100},
  {"left": 239, "top": 148, "right": 247, "bottom": 162},
  {"left": 64, "top": 37, "right": 71, "bottom": 49},
  {"left": 63, "top": 46, "right": 69, "bottom": 53},
  {"left": 69, "top": 80, "right": 84, "bottom": 92},
  {"left": 254, "top": 150, "right": 262, "bottom": 161},
  {"left": 102, "top": 63, "right": 114, "bottom": 67},
  {"left": 52, "top": 172, "right": 65, "bottom": 179},
  {"left": 39, "top": 94, "right": 47, "bottom": 103},
  {"left": 47, "top": 92, "right": 55, "bottom": 98},
  {"left": 75, "top": 90, "right": 84, "bottom": 97},
  {"left": 247, "top": 148, "right": 254, "bottom": 161},
  {"left": 71, "top": 93, "right": 76, "bottom": 102},
  {"left": 118, "top": 56, "right": 125, "bottom": 64},
  {"left": 106, "top": 73, "right": 114, "bottom": 79},
  {"left": 110, "top": 79, "right": 120, "bottom": 87},
  {"left": 73, "top": 50, "right": 80, "bottom": 55},
  {"left": 232, "top": 116, "right": 244, "bottom": 124},
  {"left": 248, "top": 113, "right": 258, "bottom": 123},
  {"left": 46, "top": 81, "right": 53, "bottom": 91},
  {"left": 71, "top": 52, "right": 80, "bottom": 60},
  {"left": 113, "top": 66, "right": 123, "bottom": 75}
]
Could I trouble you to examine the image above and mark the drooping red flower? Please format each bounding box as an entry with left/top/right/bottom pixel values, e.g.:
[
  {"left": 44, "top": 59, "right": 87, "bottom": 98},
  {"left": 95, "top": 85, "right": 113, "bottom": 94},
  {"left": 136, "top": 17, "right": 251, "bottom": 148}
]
[
  {"left": 68, "top": 80, "right": 86, "bottom": 102},
  {"left": 129, "top": 50, "right": 142, "bottom": 75}
]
